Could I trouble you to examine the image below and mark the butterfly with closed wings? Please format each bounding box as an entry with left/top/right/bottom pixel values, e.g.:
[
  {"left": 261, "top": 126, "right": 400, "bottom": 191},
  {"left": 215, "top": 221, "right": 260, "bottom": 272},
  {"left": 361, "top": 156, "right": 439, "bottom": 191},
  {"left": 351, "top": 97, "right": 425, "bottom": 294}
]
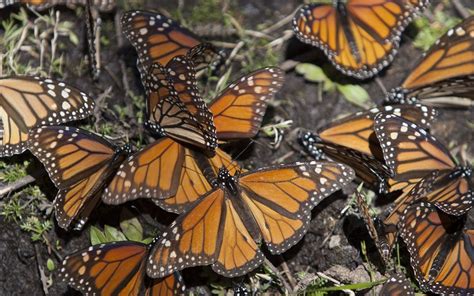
[
  {"left": 104, "top": 67, "right": 285, "bottom": 214},
  {"left": 387, "top": 16, "right": 474, "bottom": 108},
  {"left": 374, "top": 113, "right": 473, "bottom": 251},
  {"left": 143, "top": 55, "right": 218, "bottom": 154},
  {"left": 400, "top": 201, "right": 474, "bottom": 294},
  {"left": 293, "top": 0, "right": 429, "bottom": 79},
  {"left": 59, "top": 241, "right": 185, "bottom": 295},
  {"left": 146, "top": 162, "right": 355, "bottom": 278},
  {"left": 27, "top": 126, "right": 129, "bottom": 230},
  {"left": 0, "top": 76, "right": 95, "bottom": 157}
]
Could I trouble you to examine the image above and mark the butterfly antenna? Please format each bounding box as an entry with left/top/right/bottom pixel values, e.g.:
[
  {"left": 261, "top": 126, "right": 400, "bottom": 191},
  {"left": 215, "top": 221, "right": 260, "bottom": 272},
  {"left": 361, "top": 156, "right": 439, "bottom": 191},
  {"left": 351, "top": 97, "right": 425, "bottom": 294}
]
[{"left": 225, "top": 139, "right": 255, "bottom": 173}]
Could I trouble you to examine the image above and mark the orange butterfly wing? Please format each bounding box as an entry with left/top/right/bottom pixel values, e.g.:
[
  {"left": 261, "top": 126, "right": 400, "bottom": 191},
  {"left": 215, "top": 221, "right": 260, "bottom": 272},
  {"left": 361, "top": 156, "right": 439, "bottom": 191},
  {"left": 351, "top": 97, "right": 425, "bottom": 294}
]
[
  {"left": 28, "top": 126, "right": 125, "bottom": 229},
  {"left": 0, "top": 76, "right": 94, "bottom": 157},
  {"left": 239, "top": 161, "right": 355, "bottom": 254},
  {"left": 402, "top": 16, "right": 474, "bottom": 90},
  {"left": 104, "top": 138, "right": 184, "bottom": 205},
  {"left": 146, "top": 272, "right": 186, "bottom": 296},
  {"left": 147, "top": 188, "right": 264, "bottom": 278},
  {"left": 59, "top": 241, "right": 186, "bottom": 295},
  {"left": 147, "top": 162, "right": 355, "bottom": 278},
  {"left": 154, "top": 147, "right": 240, "bottom": 214},
  {"left": 121, "top": 10, "right": 217, "bottom": 76},
  {"left": 293, "top": 0, "right": 427, "bottom": 78},
  {"left": 209, "top": 67, "right": 285, "bottom": 140},
  {"left": 400, "top": 202, "right": 474, "bottom": 294},
  {"left": 59, "top": 242, "right": 147, "bottom": 295}
]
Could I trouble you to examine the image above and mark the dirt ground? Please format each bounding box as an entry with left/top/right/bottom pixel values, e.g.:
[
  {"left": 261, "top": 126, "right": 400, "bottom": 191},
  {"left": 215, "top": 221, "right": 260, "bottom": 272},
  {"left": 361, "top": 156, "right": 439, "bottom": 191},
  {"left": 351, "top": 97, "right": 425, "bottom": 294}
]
[{"left": 0, "top": 0, "right": 473, "bottom": 295}]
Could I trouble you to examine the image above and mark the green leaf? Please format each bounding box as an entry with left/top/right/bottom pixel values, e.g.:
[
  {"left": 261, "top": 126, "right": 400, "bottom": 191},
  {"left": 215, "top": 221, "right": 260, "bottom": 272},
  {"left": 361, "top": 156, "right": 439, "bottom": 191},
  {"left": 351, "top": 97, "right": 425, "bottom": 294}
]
[
  {"left": 46, "top": 258, "right": 55, "bottom": 271},
  {"left": 336, "top": 84, "right": 370, "bottom": 108},
  {"left": 141, "top": 237, "right": 154, "bottom": 244},
  {"left": 89, "top": 225, "right": 107, "bottom": 245},
  {"left": 104, "top": 225, "right": 127, "bottom": 242},
  {"left": 120, "top": 210, "right": 143, "bottom": 242},
  {"left": 295, "top": 63, "right": 328, "bottom": 83}
]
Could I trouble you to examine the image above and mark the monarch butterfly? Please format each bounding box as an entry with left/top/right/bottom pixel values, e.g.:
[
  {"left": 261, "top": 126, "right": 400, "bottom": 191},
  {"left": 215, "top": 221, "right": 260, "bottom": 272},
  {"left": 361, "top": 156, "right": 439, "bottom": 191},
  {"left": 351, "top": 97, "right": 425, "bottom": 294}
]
[
  {"left": 374, "top": 113, "right": 473, "bottom": 250},
  {"left": 0, "top": 76, "right": 95, "bottom": 157},
  {"left": 387, "top": 16, "right": 474, "bottom": 108},
  {"left": 354, "top": 191, "right": 390, "bottom": 264},
  {"left": 380, "top": 274, "right": 414, "bottom": 296},
  {"left": 400, "top": 201, "right": 474, "bottom": 294},
  {"left": 298, "top": 104, "right": 436, "bottom": 193},
  {"left": 27, "top": 126, "right": 129, "bottom": 229},
  {"left": 121, "top": 10, "right": 220, "bottom": 78},
  {"left": 144, "top": 56, "right": 218, "bottom": 154},
  {"left": 292, "top": 0, "right": 429, "bottom": 79},
  {"left": 104, "top": 67, "right": 285, "bottom": 214},
  {"left": 59, "top": 241, "right": 185, "bottom": 295},
  {"left": 146, "top": 162, "right": 355, "bottom": 278},
  {"left": 0, "top": 0, "right": 116, "bottom": 11}
]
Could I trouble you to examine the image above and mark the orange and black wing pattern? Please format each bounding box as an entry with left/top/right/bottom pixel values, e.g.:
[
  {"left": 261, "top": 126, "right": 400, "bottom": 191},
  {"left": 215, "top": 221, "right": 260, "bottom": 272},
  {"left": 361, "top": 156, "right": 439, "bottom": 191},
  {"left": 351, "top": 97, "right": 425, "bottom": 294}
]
[
  {"left": 104, "top": 138, "right": 184, "bottom": 205},
  {"left": 239, "top": 161, "right": 355, "bottom": 254},
  {"left": 209, "top": 67, "right": 285, "bottom": 140},
  {"left": 389, "top": 16, "right": 474, "bottom": 106},
  {"left": 104, "top": 135, "right": 238, "bottom": 214},
  {"left": 147, "top": 162, "right": 354, "bottom": 278},
  {"left": 59, "top": 241, "right": 185, "bottom": 295},
  {"left": 0, "top": 76, "right": 94, "bottom": 157},
  {"left": 300, "top": 104, "right": 436, "bottom": 193},
  {"left": 147, "top": 187, "right": 266, "bottom": 278},
  {"left": 293, "top": 0, "right": 428, "bottom": 79},
  {"left": 152, "top": 147, "right": 239, "bottom": 214},
  {"left": 400, "top": 202, "right": 474, "bottom": 294},
  {"left": 121, "top": 10, "right": 217, "bottom": 76},
  {"left": 144, "top": 61, "right": 217, "bottom": 154},
  {"left": 382, "top": 169, "right": 438, "bottom": 252},
  {"left": 374, "top": 113, "right": 457, "bottom": 188},
  {"left": 27, "top": 126, "right": 126, "bottom": 229},
  {"left": 380, "top": 274, "right": 414, "bottom": 296},
  {"left": 146, "top": 271, "right": 186, "bottom": 296}
]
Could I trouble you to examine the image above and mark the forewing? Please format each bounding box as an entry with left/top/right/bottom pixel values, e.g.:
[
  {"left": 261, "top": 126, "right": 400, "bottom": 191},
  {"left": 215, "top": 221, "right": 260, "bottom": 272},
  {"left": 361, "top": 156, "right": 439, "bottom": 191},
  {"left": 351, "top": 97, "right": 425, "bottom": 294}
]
[{"left": 0, "top": 76, "right": 94, "bottom": 157}]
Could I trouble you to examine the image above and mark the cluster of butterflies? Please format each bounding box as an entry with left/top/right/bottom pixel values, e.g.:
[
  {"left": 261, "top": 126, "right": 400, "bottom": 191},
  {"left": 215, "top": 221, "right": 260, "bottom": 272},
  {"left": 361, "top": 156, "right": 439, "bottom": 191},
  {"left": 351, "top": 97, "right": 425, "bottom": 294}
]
[
  {"left": 298, "top": 14, "right": 474, "bottom": 296},
  {"left": 0, "top": 0, "right": 473, "bottom": 295},
  {"left": 0, "top": 6, "right": 358, "bottom": 296}
]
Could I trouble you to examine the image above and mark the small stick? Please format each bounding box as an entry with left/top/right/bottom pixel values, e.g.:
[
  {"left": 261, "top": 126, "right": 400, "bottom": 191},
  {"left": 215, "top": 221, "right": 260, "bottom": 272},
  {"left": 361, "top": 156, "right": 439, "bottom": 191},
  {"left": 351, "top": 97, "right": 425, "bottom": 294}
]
[
  {"left": 34, "top": 243, "right": 50, "bottom": 295},
  {"left": 279, "top": 257, "right": 297, "bottom": 289},
  {"left": 374, "top": 77, "right": 387, "bottom": 95},
  {"left": 0, "top": 175, "right": 36, "bottom": 198},
  {"left": 262, "top": 7, "right": 299, "bottom": 34},
  {"left": 452, "top": 0, "right": 469, "bottom": 19},
  {"left": 263, "top": 257, "right": 293, "bottom": 294}
]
